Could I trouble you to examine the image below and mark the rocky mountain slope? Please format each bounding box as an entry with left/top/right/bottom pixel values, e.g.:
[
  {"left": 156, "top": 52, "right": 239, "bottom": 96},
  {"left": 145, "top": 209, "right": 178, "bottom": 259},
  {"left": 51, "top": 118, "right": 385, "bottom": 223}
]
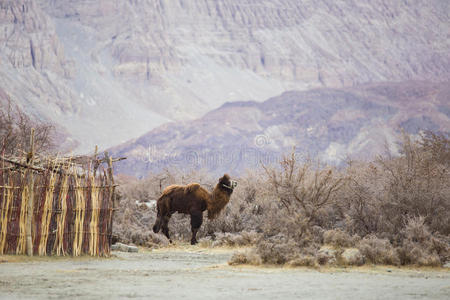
[
  {"left": 110, "top": 81, "right": 450, "bottom": 177},
  {"left": 1, "top": 0, "right": 449, "bottom": 152}
]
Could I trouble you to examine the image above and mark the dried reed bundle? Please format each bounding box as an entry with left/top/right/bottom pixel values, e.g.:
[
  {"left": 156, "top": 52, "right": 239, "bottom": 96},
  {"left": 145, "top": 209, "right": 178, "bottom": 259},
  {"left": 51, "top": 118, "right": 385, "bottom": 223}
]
[
  {"left": 55, "top": 172, "right": 69, "bottom": 256},
  {"left": 73, "top": 173, "right": 86, "bottom": 256},
  {"left": 38, "top": 160, "right": 58, "bottom": 255},
  {"left": 89, "top": 176, "right": 100, "bottom": 256},
  {"left": 16, "top": 181, "right": 28, "bottom": 254},
  {"left": 0, "top": 181, "right": 12, "bottom": 254}
]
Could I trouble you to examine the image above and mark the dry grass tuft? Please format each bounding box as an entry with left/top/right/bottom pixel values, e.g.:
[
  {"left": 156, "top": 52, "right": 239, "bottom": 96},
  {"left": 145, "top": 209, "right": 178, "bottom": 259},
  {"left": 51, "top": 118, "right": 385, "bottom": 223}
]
[
  {"left": 287, "top": 255, "right": 317, "bottom": 267},
  {"left": 228, "top": 249, "right": 262, "bottom": 266},
  {"left": 209, "top": 231, "right": 261, "bottom": 247}
]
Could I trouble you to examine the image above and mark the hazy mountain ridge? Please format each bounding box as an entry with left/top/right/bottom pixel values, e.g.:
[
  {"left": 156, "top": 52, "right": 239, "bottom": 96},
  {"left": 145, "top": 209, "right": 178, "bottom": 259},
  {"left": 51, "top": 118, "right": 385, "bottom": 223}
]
[
  {"left": 110, "top": 81, "right": 450, "bottom": 177},
  {"left": 1, "top": 0, "right": 449, "bottom": 152}
]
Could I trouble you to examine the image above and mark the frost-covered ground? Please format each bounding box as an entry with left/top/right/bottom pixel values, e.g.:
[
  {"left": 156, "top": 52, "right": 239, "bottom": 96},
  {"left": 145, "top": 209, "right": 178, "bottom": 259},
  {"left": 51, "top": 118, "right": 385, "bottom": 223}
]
[{"left": 0, "top": 246, "right": 449, "bottom": 299}]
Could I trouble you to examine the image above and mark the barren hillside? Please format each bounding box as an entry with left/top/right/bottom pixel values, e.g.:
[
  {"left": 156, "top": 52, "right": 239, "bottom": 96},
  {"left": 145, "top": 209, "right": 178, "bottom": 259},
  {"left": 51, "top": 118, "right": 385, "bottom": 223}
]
[
  {"left": 110, "top": 81, "right": 450, "bottom": 177},
  {"left": 1, "top": 0, "right": 448, "bottom": 152}
]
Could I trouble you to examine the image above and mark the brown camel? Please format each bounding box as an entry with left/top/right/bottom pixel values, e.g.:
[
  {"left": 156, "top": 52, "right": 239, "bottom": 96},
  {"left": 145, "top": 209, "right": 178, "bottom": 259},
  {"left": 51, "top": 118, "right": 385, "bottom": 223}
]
[{"left": 152, "top": 174, "right": 237, "bottom": 244}]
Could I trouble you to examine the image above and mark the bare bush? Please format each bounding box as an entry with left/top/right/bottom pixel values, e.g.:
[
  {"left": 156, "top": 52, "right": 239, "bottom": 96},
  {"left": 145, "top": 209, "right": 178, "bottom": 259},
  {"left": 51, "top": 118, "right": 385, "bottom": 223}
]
[
  {"left": 255, "top": 234, "right": 319, "bottom": 265},
  {"left": 263, "top": 153, "right": 345, "bottom": 230},
  {"left": 317, "top": 247, "right": 337, "bottom": 265},
  {"left": 323, "top": 229, "right": 359, "bottom": 248},
  {"left": 397, "top": 216, "right": 449, "bottom": 266},
  {"left": 0, "top": 99, "right": 55, "bottom": 156},
  {"left": 256, "top": 234, "right": 300, "bottom": 264},
  {"left": 343, "top": 132, "right": 450, "bottom": 237},
  {"left": 228, "top": 248, "right": 262, "bottom": 266},
  {"left": 115, "top": 131, "right": 449, "bottom": 267},
  {"left": 398, "top": 241, "right": 441, "bottom": 267},
  {"left": 339, "top": 161, "right": 382, "bottom": 236},
  {"left": 113, "top": 193, "right": 159, "bottom": 247},
  {"left": 287, "top": 255, "right": 317, "bottom": 267},
  {"left": 205, "top": 231, "right": 261, "bottom": 247},
  {"left": 340, "top": 248, "right": 364, "bottom": 266},
  {"left": 357, "top": 235, "right": 400, "bottom": 265},
  {"left": 419, "top": 131, "right": 450, "bottom": 168},
  {"left": 228, "top": 252, "right": 249, "bottom": 265},
  {"left": 246, "top": 153, "right": 345, "bottom": 265}
]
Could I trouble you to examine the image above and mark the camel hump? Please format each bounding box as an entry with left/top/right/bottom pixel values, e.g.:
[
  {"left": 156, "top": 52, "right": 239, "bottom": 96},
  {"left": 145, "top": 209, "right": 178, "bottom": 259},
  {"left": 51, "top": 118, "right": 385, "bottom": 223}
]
[
  {"left": 185, "top": 183, "right": 201, "bottom": 194},
  {"left": 160, "top": 185, "right": 177, "bottom": 197}
]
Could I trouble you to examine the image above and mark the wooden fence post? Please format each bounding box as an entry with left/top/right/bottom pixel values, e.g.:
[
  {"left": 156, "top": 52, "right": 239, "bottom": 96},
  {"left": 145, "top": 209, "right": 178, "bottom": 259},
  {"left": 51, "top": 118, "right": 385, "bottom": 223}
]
[
  {"left": 26, "top": 128, "right": 35, "bottom": 256},
  {"left": 93, "top": 145, "right": 98, "bottom": 178},
  {"left": 104, "top": 152, "right": 115, "bottom": 249}
]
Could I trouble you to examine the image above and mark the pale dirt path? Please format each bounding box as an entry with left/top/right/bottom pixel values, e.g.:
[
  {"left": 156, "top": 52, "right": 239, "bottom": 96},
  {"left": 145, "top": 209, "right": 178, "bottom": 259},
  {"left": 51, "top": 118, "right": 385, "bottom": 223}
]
[{"left": 0, "top": 246, "right": 449, "bottom": 299}]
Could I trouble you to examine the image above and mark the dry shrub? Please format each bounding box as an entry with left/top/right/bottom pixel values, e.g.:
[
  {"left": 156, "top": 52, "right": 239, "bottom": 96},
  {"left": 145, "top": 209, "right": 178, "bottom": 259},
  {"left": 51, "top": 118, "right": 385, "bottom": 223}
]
[
  {"left": 239, "top": 230, "right": 261, "bottom": 245},
  {"left": 401, "top": 216, "right": 435, "bottom": 243},
  {"left": 357, "top": 235, "right": 400, "bottom": 265},
  {"left": 342, "top": 132, "right": 450, "bottom": 237},
  {"left": 287, "top": 255, "right": 317, "bottom": 267},
  {"left": 197, "top": 236, "right": 213, "bottom": 247},
  {"left": 113, "top": 194, "right": 161, "bottom": 246},
  {"left": 398, "top": 241, "right": 441, "bottom": 267},
  {"left": 209, "top": 231, "right": 261, "bottom": 247},
  {"left": 0, "top": 98, "right": 55, "bottom": 155},
  {"left": 114, "top": 131, "right": 449, "bottom": 267},
  {"left": 164, "top": 213, "right": 193, "bottom": 240},
  {"left": 228, "top": 249, "right": 262, "bottom": 266},
  {"left": 145, "top": 232, "right": 170, "bottom": 248},
  {"left": 251, "top": 211, "right": 322, "bottom": 265},
  {"left": 249, "top": 153, "right": 344, "bottom": 265},
  {"left": 323, "top": 229, "right": 359, "bottom": 248},
  {"left": 263, "top": 153, "right": 345, "bottom": 229},
  {"left": 340, "top": 248, "right": 364, "bottom": 266},
  {"left": 255, "top": 233, "right": 319, "bottom": 265},
  {"left": 397, "top": 217, "right": 449, "bottom": 266},
  {"left": 317, "top": 249, "right": 336, "bottom": 265},
  {"left": 228, "top": 252, "right": 248, "bottom": 265},
  {"left": 256, "top": 234, "right": 298, "bottom": 264}
]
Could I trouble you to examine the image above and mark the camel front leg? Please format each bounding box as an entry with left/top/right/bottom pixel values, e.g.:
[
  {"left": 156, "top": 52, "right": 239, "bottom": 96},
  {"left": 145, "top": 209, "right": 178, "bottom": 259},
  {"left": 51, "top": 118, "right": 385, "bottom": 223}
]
[{"left": 190, "top": 211, "right": 203, "bottom": 245}]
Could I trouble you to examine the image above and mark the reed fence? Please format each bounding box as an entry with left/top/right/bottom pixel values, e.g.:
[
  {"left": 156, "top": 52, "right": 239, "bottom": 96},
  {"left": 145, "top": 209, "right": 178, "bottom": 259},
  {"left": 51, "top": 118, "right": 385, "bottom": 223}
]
[{"left": 0, "top": 151, "right": 122, "bottom": 257}]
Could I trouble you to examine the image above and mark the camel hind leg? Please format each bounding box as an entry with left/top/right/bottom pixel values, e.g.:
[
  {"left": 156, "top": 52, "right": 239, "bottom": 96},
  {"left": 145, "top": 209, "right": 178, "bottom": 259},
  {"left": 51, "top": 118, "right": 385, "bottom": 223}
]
[
  {"left": 155, "top": 195, "right": 173, "bottom": 242},
  {"left": 153, "top": 196, "right": 170, "bottom": 235},
  {"left": 152, "top": 205, "right": 172, "bottom": 243},
  {"left": 152, "top": 217, "right": 161, "bottom": 233}
]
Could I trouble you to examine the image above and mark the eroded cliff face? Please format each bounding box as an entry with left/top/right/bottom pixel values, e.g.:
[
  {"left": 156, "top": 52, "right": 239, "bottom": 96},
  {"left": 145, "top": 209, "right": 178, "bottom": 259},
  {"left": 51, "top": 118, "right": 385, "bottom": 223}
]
[
  {"left": 0, "top": 0, "right": 74, "bottom": 109},
  {"left": 0, "top": 0, "right": 70, "bottom": 74},
  {"left": 0, "top": 0, "right": 80, "bottom": 149},
  {"left": 1, "top": 0, "right": 449, "bottom": 152},
  {"left": 41, "top": 0, "right": 449, "bottom": 84}
]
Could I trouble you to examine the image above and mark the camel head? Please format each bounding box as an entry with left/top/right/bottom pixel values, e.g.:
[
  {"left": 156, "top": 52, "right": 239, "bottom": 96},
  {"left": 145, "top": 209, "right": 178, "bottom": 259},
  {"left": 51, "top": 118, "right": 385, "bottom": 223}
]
[
  {"left": 207, "top": 174, "right": 237, "bottom": 219},
  {"left": 219, "top": 173, "right": 238, "bottom": 192}
]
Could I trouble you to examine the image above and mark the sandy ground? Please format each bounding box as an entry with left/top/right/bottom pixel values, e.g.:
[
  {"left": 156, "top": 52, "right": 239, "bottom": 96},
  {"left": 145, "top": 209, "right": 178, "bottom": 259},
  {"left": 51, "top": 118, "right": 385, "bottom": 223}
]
[{"left": 0, "top": 245, "right": 449, "bottom": 300}]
